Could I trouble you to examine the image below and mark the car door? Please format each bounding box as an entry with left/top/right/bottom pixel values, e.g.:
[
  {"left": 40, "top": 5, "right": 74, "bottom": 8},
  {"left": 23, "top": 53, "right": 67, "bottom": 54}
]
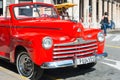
[{"left": 0, "top": 17, "right": 11, "bottom": 59}]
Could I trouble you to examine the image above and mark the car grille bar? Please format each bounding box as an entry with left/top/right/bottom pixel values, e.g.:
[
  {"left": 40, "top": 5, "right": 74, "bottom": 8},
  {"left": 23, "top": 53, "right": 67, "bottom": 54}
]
[
  {"left": 53, "top": 38, "right": 98, "bottom": 60},
  {"left": 54, "top": 46, "right": 97, "bottom": 54},
  {"left": 54, "top": 43, "right": 97, "bottom": 52}
]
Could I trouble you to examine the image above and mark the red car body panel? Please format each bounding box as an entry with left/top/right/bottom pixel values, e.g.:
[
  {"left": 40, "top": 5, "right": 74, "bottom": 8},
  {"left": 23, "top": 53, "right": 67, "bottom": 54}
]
[{"left": 0, "top": 2, "right": 106, "bottom": 67}]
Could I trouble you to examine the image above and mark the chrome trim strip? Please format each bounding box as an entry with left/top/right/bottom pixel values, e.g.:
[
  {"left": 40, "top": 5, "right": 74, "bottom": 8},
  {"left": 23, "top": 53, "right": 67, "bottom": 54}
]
[
  {"left": 76, "top": 50, "right": 97, "bottom": 56},
  {"left": 53, "top": 51, "right": 97, "bottom": 59},
  {"left": 41, "top": 52, "right": 108, "bottom": 69},
  {"left": 41, "top": 60, "right": 74, "bottom": 69},
  {"left": 54, "top": 43, "right": 97, "bottom": 51},
  {"left": 53, "top": 46, "right": 98, "bottom": 55},
  {"left": 53, "top": 55, "right": 74, "bottom": 59},
  {"left": 96, "top": 52, "right": 108, "bottom": 60},
  {"left": 54, "top": 39, "right": 97, "bottom": 47},
  {"left": 0, "top": 56, "right": 10, "bottom": 60}
]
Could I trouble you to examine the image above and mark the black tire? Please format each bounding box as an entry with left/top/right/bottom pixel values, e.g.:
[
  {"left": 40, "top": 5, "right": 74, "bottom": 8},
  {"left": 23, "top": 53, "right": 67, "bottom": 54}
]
[
  {"left": 78, "top": 62, "right": 96, "bottom": 69},
  {"left": 16, "top": 51, "right": 43, "bottom": 80}
]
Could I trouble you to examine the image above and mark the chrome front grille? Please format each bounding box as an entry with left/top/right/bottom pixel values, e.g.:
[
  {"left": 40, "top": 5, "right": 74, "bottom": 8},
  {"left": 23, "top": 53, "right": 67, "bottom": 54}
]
[{"left": 53, "top": 38, "right": 98, "bottom": 60}]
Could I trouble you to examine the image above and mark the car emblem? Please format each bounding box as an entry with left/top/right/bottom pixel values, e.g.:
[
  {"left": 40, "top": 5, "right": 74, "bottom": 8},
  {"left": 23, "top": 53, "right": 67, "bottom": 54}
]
[
  {"left": 77, "top": 28, "right": 81, "bottom": 32},
  {"left": 87, "top": 34, "right": 92, "bottom": 38}
]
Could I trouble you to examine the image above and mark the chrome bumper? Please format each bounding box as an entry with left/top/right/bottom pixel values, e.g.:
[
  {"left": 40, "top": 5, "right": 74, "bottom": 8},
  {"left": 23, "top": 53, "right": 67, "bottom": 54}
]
[{"left": 41, "top": 52, "right": 108, "bottom": 69}]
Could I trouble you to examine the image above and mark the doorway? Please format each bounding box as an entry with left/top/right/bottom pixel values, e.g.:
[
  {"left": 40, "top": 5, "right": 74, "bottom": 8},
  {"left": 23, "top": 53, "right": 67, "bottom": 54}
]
[{"left": 0, "top": 0, "right": 3, "bottom": 16}]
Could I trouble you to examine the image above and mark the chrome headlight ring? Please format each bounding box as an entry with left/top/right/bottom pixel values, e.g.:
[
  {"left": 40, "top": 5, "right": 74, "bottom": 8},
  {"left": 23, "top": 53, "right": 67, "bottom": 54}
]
[
  {"left": 97, "top": 32, "right": 105, "bottom": 42},
  {"left": 42, "top": 37, "right": 53, "bottom": 49}
]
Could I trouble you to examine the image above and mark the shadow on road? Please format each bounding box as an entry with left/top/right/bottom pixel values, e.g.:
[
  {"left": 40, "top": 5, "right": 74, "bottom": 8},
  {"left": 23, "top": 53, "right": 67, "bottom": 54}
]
[
  {"left": 0, "top": 58, "right": 96, "bottom": 80},
  {"left": 0, "top": 58, "right": 18, "bottom": 73},
  {"left": 43, "top": 66, "right": 96, "bottom": 80}
]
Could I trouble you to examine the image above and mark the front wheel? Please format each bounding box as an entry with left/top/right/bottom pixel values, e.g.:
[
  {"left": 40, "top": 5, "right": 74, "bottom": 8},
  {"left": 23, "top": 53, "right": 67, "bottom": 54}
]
[{"left": 16, "top": 52, "right": 43, "bottom": 80}]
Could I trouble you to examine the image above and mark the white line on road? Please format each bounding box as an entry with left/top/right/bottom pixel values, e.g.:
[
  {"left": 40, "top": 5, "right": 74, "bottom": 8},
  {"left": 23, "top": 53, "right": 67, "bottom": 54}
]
[
  {"left": 101, "top": 58, "right": 120, "bottom": 70},
  {"left": 112, "top": 35, "right": 120, "bottom": 41}
]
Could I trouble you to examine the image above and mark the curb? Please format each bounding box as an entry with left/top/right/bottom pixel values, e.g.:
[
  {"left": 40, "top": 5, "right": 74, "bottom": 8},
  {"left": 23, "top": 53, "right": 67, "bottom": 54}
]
[
  {"left": 0, "top": 66, "right": 29, "bottom": 80},
  {"left": 107, "top": 29, "right": 120, "bottom": 34}
]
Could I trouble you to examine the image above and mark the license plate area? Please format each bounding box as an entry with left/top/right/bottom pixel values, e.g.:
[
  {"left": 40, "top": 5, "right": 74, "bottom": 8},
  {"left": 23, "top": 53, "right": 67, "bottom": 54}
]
[{"left": 77, "top": 56, "right": 96, "bottom": 65}]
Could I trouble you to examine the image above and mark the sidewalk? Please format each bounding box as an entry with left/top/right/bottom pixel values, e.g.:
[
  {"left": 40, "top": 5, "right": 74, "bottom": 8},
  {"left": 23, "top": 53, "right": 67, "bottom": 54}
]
[
  {"left": 0, "top": 66, "right": 29, "bottom": 80},
  {"left": 107, "top": 28, "right": 120, "bottom": 34}
]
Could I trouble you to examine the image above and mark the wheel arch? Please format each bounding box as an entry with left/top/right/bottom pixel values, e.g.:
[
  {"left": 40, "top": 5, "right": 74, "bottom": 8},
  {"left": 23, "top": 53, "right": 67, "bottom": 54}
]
[{"left": 14, "top": 45, "right": 28, "bottom": 63}]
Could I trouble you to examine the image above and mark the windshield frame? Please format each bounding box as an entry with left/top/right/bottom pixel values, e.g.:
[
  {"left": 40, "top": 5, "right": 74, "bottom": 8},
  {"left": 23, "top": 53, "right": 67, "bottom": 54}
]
[{"left": 13, "top": 3, "right": 59, "bottom": 20}]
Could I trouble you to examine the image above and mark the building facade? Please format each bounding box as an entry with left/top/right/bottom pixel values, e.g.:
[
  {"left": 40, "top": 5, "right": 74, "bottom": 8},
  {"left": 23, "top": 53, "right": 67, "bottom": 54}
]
[
  {"left": 0, "top": 0, "right": 120, "bottom": 28},
  {"left": 53, "top": 0, "right": 120, "bottom": 28}
]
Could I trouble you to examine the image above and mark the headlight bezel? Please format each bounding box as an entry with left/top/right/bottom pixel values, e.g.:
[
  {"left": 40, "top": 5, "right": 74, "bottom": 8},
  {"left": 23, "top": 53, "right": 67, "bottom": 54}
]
[
  {"left": 42, "top": 36, "right": 53, "bottom": 49},
  {"left": 97, "top": 32, "right": 105, "bottom": 42}
]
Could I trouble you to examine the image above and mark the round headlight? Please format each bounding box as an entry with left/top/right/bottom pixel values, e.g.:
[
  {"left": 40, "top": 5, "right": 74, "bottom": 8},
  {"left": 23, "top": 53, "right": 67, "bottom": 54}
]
[
  {"left": 97, "top": 32, "right": 105, "bottom": 42},
  {"left": 42, "top": 37, "right": 53, "bottom": 49}
]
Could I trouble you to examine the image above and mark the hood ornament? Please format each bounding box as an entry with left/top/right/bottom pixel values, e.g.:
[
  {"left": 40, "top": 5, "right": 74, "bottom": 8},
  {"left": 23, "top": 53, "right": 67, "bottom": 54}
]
[{"left": 77, "top": 28, "right": 81, "bottom": 32}]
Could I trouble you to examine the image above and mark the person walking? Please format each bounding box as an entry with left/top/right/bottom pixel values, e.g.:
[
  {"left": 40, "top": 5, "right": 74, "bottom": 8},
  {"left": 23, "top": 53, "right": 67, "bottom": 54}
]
[
  {"left": 61, "top": 7, "right": 69, "bottom": 20},
  {"left": 101, "top": 12, "right": 110, "bottom": 36}
]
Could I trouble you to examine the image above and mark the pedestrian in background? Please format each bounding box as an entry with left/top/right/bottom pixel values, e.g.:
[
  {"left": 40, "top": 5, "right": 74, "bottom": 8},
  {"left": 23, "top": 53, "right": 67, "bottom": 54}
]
[
  {"left": 100, "top": 12, "right": 110, "bottom": 36},
  {"left": 61, "top": 7, "right": 69, "bottom": 20}
]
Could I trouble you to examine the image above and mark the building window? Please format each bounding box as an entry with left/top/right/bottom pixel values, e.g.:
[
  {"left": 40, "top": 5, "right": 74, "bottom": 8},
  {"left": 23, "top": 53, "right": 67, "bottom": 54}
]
[
  {"left": 0, "top": 0, "right": 3, "bottom": 15},
  {"left": 53, "top": 0, "right": 67, "bottom": 4},
  {"left": 19, "top": 0, "right": 33, "bottom": 3}
]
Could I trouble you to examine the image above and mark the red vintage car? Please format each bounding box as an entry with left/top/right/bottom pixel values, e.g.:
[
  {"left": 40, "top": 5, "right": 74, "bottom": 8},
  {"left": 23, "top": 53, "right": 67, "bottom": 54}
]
[{"left": 0, "top": 2, "right": 107, "bottom": 80}]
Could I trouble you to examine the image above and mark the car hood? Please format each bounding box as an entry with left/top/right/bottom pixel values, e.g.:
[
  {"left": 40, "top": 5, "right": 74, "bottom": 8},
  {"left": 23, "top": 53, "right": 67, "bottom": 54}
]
[
  {"left": 13, "top": 19, "right": 100, "bottom": 42},
  {"left": 13, "top": 19, "right": 83, "bottom": 37}
]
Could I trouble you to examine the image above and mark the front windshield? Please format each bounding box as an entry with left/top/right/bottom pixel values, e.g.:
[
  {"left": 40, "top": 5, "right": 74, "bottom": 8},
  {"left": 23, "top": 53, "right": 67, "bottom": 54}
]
[{"left": 14, "top": 4, "right": 58, "bottom": 19}]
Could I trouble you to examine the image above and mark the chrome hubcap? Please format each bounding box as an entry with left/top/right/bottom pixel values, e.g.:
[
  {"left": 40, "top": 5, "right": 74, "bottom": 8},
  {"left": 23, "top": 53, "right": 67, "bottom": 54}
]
[{"left": 18, "top": 54, "right": 34, "bottom": 77}]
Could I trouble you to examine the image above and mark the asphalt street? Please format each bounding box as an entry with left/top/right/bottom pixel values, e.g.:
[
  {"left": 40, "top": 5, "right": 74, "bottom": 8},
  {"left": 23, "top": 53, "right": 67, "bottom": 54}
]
[
  {"left": 41, "top": 31, "right": 120, "bottom": 80},
  {"left": 43, "top": 32, "right": 120, "bottom": 80},
  {"left": 0, "top": 32, "right": 120, "bottom": 80}
]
